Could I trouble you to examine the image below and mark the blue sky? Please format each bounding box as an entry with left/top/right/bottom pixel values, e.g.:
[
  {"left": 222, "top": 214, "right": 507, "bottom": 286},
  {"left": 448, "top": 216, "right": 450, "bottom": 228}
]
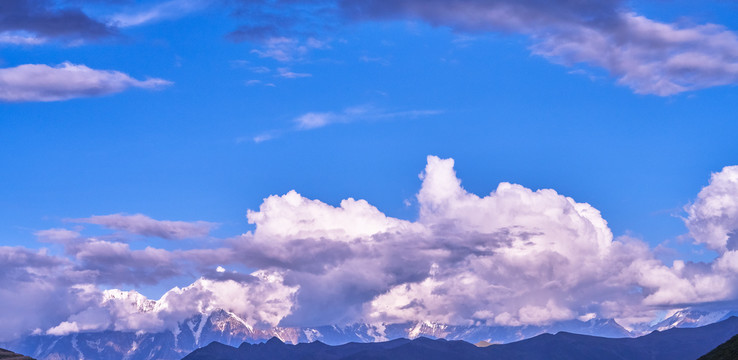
[{"left": 2, "top": 0, "right": 738, "bottom": 340}]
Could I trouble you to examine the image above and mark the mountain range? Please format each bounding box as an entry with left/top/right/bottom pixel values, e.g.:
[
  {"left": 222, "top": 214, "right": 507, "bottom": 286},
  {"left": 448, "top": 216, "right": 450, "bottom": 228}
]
[
  {"left": 3, "top": 308, "right": 737, "bottom": 360},
  {"left": 184, "top": 316, "right": 738, "bottom": 360}
]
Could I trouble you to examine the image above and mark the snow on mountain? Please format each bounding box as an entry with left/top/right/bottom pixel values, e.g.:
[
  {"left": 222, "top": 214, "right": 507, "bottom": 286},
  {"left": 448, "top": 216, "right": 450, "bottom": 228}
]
[
  {"left": 646, "top": 309, "right": 738, "bottom": 332},
  {"left": 102, "top": 289, "right": 156, "bottom": 314},
  {"left": 407, "top": 321, "right": 449, "bottom": 339}
]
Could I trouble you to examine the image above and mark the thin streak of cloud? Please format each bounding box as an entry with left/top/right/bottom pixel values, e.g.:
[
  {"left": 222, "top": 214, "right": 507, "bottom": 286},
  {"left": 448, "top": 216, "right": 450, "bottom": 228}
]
[
  {"left": 70, "top": 213, "right": 217, "bottom": 240},
  {"left": 252, "top": 133, "right": 277, "bottom": 143},
  {"left": 244, "top": 79, "right": 276, "bottom": 87},
  {"left": 293, "top": 105, "right": 442, "bottom": 130},
  {"left": 359, "top": 55, "right": 390, "bottom": 65},
  {"left": 0, "top": 31, "right": 47, "bottom": 45},
  {"left": 109, "top": 0, "right": 212, "bottom": 28},
  {"left": 248, "top": 105, "right": 442, "bottom": 144},
  {"left": 250, "top": 66, "right": 271, "bottom": 73},
  {"left": 277, "top": 67, "right": 312, "bottom": 78},
  {"left": 250, "top": 37, "right": 330, "bottom": 62},
  {"left": 294, "top": 112, "right": 337, "bottom": 130}
]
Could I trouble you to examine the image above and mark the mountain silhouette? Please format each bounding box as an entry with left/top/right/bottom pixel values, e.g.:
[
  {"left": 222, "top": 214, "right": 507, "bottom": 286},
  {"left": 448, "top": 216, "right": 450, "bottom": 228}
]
[{"left": 183, "top": 316, "right": 738, "bottom": 360}]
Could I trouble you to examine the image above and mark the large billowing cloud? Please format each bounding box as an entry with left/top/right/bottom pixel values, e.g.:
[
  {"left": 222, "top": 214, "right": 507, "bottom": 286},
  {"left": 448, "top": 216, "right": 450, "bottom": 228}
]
[
  {"left": 235, "top": 157, "right": 738, "bottom": 328},
  {"left": 229, "top": 0, "right": 738, "bottom": 95},
  {"left": 5, "top": 156, "right": 738, "bottom": 342},
  {"left": 0, "top": 62, "right": 171, "bottom": 102},
  {"left": 686, "top": 166, "right": 738, "bottom": 252},
  {"left": 683, "top": 166, "right": 738, "bottom": 297}
]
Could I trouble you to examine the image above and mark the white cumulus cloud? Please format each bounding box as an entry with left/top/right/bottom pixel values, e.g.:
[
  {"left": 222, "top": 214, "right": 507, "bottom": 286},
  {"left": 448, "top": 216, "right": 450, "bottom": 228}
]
[
  {"left": 686, "top": 166, "right": 738, "bottom": 252},
  {"left": 235, "top": 156, "right": 738, "bottom": 328}
]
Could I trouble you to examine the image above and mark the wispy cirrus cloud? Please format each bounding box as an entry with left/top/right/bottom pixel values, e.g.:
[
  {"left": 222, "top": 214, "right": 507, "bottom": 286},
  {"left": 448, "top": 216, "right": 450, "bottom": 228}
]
[
  {"left": 277, "top": 67, "right": 312, "bottom": 78},
  {"left": 245, "top": 79, "right": 276, "bottom": 87},
  {"left": 250, "top": 132, "right": 280, "bottom": 143},
  {"left": 0, "top": 62, "right": 171, "bottom": 102},
  {"left": 227, "top": 0, "right": 337, "bottom": 43},
  {"left": 109, "top": 0, "right": 213, "bottom": 28},
  {"left": 250, "top": 105, "right": 442, "bottom": 142},
  {"left": 0, "top": 31, "right": 47, "bottom": 45},
  {"left": 294, "top": 106, "right": 443, "bottom": 130},
  {"left": 293, "top": 112, "right": 337, "bottom": 130},
  {"left": 249, "top": 37, "right": 330, "bottom": 62}
]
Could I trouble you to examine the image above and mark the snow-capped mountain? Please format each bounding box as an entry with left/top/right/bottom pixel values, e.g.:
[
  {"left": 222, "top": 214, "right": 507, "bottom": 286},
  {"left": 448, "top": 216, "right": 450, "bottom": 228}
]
[
  {"left": 7, "top": 310, "right": 289, "bottom": 360},
  {"left": 2, "top": 308, "right": 733, "bottom": 360},
  {"left": 645, "top": 309, "right": 738, "bottom": 332},
  {"left": 102, "top": 289, "right": 157, "bottom": 313}
]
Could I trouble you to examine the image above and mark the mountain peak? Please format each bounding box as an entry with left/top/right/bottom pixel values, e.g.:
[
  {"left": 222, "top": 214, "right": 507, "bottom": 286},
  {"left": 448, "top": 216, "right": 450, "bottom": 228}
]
[{"left": 265, "top": 336, "right": 284, "bottom": 346}]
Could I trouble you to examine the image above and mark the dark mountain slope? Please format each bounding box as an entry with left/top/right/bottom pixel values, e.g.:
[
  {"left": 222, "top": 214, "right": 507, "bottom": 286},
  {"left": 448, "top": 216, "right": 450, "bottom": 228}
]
[
  {"left": 488, "top": 316, "right": 738, "bottom": 360},
  {"left": 0, "top": 348, "right": 34, "bottom": 360},
  {"left": 698, "top": 333, "right": 738, "bottom": 360},
  {"left": 341, "top": 338, "right": 486, "bottom": 360},
  {"left": 183, "top": 337, "right": 417, "bottom": 360}
]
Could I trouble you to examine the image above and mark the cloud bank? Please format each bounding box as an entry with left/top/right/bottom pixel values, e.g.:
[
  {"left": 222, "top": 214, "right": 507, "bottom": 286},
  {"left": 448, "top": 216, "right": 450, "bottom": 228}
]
[
  {"left": 229, "top": 0, "right": 738, "bottom": 95},
  {"left": 6, "top": 0, "right": 736, "bottom": 95},
  {"left": 347, "top": 0, "right": 738, "bottom": 95},
  {"left": 8, "top": 0, "right": 735, "bottom": 95},
  {"left": 4, "top": 157, "right": 738, "bottom": 342}
]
